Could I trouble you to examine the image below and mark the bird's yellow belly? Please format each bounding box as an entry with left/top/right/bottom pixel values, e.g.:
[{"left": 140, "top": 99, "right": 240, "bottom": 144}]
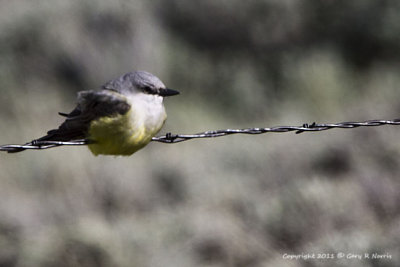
[{"left": 87, "top": 110, "right": 165, "bottom": 156}]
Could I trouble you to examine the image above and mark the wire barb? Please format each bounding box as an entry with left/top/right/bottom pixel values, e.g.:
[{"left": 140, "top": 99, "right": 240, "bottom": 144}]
[{"left": 1, "top": 118, "right": 400, "bottom": 151}]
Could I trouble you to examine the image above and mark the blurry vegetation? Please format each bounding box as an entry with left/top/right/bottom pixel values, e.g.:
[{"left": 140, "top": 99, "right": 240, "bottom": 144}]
[{"left": 0, "top": 0, "right": 399, "bottom": 266}]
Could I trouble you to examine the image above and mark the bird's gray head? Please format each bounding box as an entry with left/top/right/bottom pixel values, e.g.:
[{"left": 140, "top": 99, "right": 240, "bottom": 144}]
[{"left": 102, "top": 71, "right": 179, "bottom": 97}]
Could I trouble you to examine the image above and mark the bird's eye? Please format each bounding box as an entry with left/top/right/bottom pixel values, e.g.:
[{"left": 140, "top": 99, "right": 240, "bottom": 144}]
[{"left": 143, "top": 86, "right": 153, "bottom": 94}]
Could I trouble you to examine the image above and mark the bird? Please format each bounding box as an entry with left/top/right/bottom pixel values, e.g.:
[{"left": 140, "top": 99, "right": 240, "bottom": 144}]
[{"left": 8, "top": 71, "right": 179, "bottom": 156}]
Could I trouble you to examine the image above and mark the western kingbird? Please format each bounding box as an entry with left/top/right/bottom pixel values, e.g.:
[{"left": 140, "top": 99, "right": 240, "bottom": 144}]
[{"left": 12, "top": 71, "right": 179, "bottom": 155}]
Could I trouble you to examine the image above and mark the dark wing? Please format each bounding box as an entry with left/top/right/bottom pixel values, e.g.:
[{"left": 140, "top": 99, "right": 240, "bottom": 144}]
[{"left": 36, "top": 90, "right": 131, "bottom": 142}]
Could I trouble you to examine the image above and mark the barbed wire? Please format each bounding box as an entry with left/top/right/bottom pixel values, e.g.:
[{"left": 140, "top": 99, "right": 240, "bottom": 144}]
[
  {"left": 1, "top": 118, "right": 400, "bottom": 152},
  {"left": 152, "top": 118, "right": 400, "bottom": 143},
  {"left": 0, "top": 139, "right": 90, "bottom": 152}
]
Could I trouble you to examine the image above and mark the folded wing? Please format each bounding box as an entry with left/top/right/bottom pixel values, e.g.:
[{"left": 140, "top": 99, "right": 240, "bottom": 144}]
[{"left": 37, "top": 90, "right": 131, "bottom": 142}]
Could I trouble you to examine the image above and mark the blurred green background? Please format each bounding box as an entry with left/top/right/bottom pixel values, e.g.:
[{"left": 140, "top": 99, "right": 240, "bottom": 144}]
[{"left": 0, "top": 1, "right": 399, "bottom": 266}]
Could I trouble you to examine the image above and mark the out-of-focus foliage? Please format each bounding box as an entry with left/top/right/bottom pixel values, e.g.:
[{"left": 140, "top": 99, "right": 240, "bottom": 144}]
[{"left": 0, "top": 1, "right": 399, "bottom": 266}]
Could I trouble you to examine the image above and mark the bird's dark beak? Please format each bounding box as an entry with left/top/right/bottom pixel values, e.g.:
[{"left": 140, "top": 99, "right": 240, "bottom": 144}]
[{"left": 159, "top": 88, "right": 180, "bottom": 97}]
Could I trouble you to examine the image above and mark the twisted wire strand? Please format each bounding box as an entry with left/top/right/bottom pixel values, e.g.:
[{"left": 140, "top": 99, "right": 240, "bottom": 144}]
[
  {"left": 151, "top": 119, "right": 400, "bottom": 143},
  {"left": 1, "top": 118, "right": 400, "bottom": 151},
  {"left": 0, "top": 140, "right": 90, "bottom": 152}
]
